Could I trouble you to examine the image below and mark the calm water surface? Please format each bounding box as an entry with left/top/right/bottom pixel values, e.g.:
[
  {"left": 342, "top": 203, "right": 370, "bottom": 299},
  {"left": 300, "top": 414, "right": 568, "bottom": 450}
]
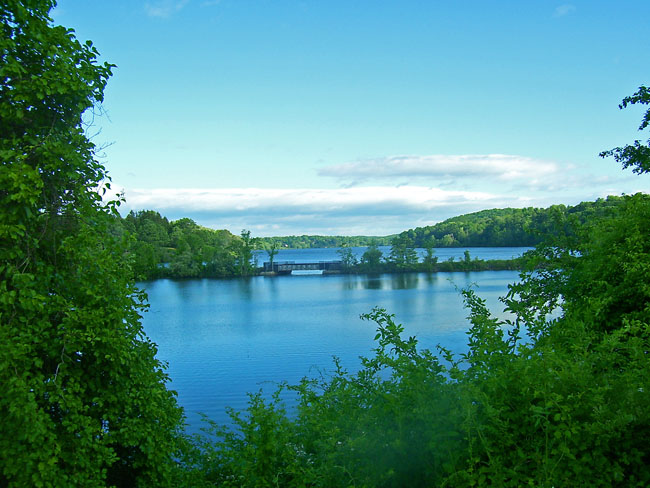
[
  {"left": 141, "top": 247, "right": 530, "bottom": 431},
  {"left": 253, "top": 246, "right": 530, "bottom": 264}
]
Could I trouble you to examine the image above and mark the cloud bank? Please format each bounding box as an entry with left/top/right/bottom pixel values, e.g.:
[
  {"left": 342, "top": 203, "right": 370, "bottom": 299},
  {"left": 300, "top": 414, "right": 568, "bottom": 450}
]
[
  {"left": 318, "top": 154, "right": 563, "bottom": 190},
  {"left": 114, "top": 154, "right": 645, "bottom": 236},
  {"left": 119, "top": 186, "right": 532, "bottom": 236}
]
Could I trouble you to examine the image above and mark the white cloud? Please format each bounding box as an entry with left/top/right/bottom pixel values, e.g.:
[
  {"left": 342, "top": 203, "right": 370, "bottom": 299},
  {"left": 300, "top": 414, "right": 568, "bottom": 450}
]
[
  {"left": 318, "top": 154, "right": 561, "bottom": 189},
  {"left": 122, "top": 186, "right": 500, "bottom": 213},
  {"left": 108, "top": 154, "right": 649, "bottom": 235},
  {"left": 116, "top": 186, "right": 526, "bottom": 236},
  {"left": 145, "top": 0, "right": 189, "bottom": 18},
  {"left": 554, "top": 4, "right": 576, "bottom": 17}
]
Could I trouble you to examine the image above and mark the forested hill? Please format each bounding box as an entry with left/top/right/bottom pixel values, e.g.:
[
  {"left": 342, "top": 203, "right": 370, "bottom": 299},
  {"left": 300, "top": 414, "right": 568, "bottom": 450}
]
[
  {"left": 399, "top": 195, "right": 633, "bottom": 247},
  {"left": 257, "top": 195, "right": 635, "bottom": 248}
]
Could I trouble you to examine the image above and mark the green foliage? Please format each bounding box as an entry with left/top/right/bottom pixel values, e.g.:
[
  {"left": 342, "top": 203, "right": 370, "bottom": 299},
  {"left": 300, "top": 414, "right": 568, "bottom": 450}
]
[
  {"left": 445, "top": 193, "right": 650, "bottom": 485},
  {"left": 191, "top": 309, "right": 466, "bottom": 487},
  {"left": 403, "top": 196, "right": 631, "bottom": 248},
  {"left": 509, "top": 193, "right": 650, "bottom": 336},
  {"left": 600, "top": 85, "right": 650, "bottom": 174},
  {"left": 387, "top": 234, "right": 418, "bottom": 270},
  {"left": 446, "top": 290, "right": 650, "bottom": 487},
  {"left": 0, "top": 3, "right": 185, "bottom": 485},
  {"left": 337, "top": 245, "right": 359, "bottom": 269},
  {"left": 237, "top": 229, "right": 257, "bottom": 276},
  {"left": 422, "top": 239, "right": 438, "bottom": 271},
  {"left": 122, "top": 210, "right": 247, "bottom": 279},
  {"left": 264, "top": 239, "right": 280, "bottom": 268},
  {"left": 359, "top": 243, "right": 384, "bottom": 272},
  {"left": 190, "top": 391, "right": 311, "bottom": 487}
]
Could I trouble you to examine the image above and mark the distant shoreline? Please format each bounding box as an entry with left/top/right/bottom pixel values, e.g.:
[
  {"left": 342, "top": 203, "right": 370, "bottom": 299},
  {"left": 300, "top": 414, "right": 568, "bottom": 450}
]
[{"left": 141, "top": 255, "right": 524, "bottom": 281}]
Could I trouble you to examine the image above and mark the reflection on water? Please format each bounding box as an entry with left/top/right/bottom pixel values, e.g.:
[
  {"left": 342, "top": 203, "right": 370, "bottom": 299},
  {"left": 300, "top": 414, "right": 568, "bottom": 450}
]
[
  {"left": 140, "top": 270, "right": 521, "bottom": 432},
  {"left": 340, "top": 273, "right": 423, "bottom": 290},
  {"left": 423, "top": 273, "right": 439, "bottom": 286},
  {"left": 391, "top": 273, "right": 419, "bottom": 289},
  {"left": 254, "top": 246, "right": 532, "bottom": 265},
  {"left": 364, "top": 275, "right": 383, "bottom": 290},
  {"left": 341, "top": 274, "right": 385, "bottom": 290},
  {"left": 237, "top": 276, "right": 254, "bottom": 300}
]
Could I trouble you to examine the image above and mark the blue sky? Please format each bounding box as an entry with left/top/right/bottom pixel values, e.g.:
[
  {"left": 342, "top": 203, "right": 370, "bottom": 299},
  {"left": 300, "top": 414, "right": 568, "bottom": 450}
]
[{"left": 53, "top": 1, "right": 650, "bottom": 236}]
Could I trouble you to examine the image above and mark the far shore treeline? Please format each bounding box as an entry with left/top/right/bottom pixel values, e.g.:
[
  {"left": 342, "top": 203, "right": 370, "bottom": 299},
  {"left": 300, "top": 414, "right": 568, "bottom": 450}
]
[{"left": 121, "top": 194, "right": 636, "bottom": 279}]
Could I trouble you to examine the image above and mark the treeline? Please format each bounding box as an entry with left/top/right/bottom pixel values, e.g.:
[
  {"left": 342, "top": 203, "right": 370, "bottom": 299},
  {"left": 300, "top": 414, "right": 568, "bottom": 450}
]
[
  {"left": 256, "top": 234, "right": 392, "bottom": 249},
  {"left": 122, "top": 195, "right": 638, "bottom": 279},
  {"left": 221, "top": 196, "right": 634, "bottom": 253},
  {"left": 121, "top": 210, "right": 257, "bottom": 279},
  {"left": 336, "top": 243, "right": 522, "bottom": 274},
  {"left": 122, "top": 209, "right": 522, "bottom": 280},
  {"left": 399, "top": 195, "right": 632, "bottom": 247}
]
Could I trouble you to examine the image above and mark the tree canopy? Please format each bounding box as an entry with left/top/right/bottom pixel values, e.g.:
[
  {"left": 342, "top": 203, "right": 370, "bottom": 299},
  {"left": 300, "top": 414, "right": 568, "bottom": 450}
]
[
  {"left": 122, "top": 210, "right": 247, "bottom": 280},
  {"left": 1, "top": 2, "right": 185, "bottom": 486},
  {"left": 399, "top": 196, "right": 633, "bottom": 248}
]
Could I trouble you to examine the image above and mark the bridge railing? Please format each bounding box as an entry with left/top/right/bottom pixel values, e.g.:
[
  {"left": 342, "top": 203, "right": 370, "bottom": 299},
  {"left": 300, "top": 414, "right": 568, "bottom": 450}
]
[{"left": 263, "top": 261, "right": 343, "bottom": 273}]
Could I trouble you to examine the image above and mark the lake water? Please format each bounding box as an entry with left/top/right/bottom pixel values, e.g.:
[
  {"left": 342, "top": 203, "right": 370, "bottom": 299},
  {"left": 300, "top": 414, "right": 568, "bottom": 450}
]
[
  {"left": 253, "top": 245, "right": 530, "bottom": 265},
  {"left": 140, "top": 247, "right": 530, "bottom": 432}
]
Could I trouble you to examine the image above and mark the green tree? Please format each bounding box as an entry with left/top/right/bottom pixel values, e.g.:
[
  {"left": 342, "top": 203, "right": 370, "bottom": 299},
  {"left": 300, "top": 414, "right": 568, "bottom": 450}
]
[
  {"left": 462, "top": 249, "right": 472, "bottom": 270},
  {"left": 139, "top": 219, "right": 168, "bottom": 247},
  {"left": 439, "top": 233, "right": 456, "bottom": 247},
  {"left": 600, "top": 85, "right": 650, "bottom": 174},
  {"left": 236, "top": 229, "right": 256, "bottom": 276},
  {"left": 131, "top": 240, "right": 159, "bottom": 279},
  {"left": 422, "top": 238, "right": 438, "bottom": 271},
  {"left": 445, "top": 86, "right": 650, "bottom": 487},
  {"left": 388, "top": 234, "right": 418, "bottom": 269},
  {"left": 337, "top": 244, "right": 358, "bottom": 270},
  {"left": 0, "top": 3, "right": 185, "bottom": 486},
  {"left": 360, "top": 243, "right": 383, "bottom": 272},
  {"left": 264, "top": 239, "right": 279, "bottom": 269}
]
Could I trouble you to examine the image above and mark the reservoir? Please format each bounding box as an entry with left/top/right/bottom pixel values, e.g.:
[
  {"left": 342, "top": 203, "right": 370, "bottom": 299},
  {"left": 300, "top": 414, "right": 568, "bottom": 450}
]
[{"left": 140, "top": 247, "right": 529, "bottom": 431}]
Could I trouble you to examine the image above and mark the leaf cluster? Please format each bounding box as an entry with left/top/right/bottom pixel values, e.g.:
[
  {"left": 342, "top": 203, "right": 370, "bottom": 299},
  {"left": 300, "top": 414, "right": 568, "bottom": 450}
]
[{"left": 600, "top": 86, "right": 650, "bottom": 174}]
